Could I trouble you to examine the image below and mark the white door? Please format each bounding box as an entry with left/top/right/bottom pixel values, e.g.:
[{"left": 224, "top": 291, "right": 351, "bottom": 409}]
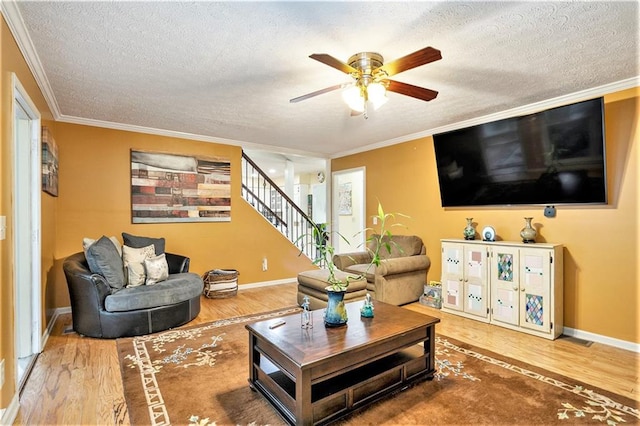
[
  {"left": 490, "top": 246, "right": 520, "bottom": 326},
  {"left": 441, "top": 242, "right": 464, "bottom": 311},
  {"left": 12, "top": 75, "right": 42, "bottom": 391},
  {"left": 331, "top": 168, "right": 365, "bottom": 254},
  {"left": 463, "top": 245, "right": 488, "bottom": 318},
  {"left": 518, "top": 248, "right": 552, "bottom": 334}
]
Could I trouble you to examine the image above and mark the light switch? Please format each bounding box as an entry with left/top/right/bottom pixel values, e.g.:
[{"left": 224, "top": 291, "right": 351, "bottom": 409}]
[{"left": 0, "top": 216, "right": 6, "bottom": 240}]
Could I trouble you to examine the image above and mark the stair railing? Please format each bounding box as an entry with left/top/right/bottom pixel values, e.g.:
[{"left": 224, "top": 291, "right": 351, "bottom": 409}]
[{"left": 241, "top": 151, "right": 320, "bottom": 262}]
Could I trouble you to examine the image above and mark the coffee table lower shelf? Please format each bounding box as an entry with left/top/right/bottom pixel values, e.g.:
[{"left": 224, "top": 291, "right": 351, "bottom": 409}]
[{"left": 251, "top": 344, "right": 433, "bottom": 425}]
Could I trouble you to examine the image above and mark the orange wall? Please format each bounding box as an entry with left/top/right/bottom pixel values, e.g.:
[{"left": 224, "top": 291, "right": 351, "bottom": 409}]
[
  {"left": 1, "top": 15, "right": 56, "bottom": 409},
  {"left": 52, "top": 122, "right": 314, "bottom": 308},
  {"left": 1, "top": 9, "right": 638, "bottom": 415},
  {"left": 333, "top": 89, "right": 639, "bottom": 344}
]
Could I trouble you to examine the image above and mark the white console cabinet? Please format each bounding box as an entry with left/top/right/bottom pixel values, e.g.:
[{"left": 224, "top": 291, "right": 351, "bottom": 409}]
[
  {"left": 441, "top": 241, "right": 489, "bottom": 322},
  {"left": 441, "top": 239, "right": 563, "bottom": 340}
]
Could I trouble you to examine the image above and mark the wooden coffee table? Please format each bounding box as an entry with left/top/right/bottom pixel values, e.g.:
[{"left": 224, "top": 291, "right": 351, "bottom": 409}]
[{"left": 246, "top": 300, "right": 440, "bottom": 425}]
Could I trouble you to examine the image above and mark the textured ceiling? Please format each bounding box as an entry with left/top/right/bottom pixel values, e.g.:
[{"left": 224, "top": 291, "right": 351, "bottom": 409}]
[{"left": 6, "top": 1, "right": 640, "bottom": 160}]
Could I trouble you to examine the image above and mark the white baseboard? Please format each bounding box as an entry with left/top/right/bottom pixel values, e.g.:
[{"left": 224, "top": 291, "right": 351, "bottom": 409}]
[
  {"left": 45, "top": 307, "right": 72, "bottom": 339},
  {"left": 0, "top": 308, "right": 72, "bottom": 426},
  {"left": 51, "top": 306, "right": 72, "bottom": 318},
  {"left": 563, "top": 327, "right": 640, "bottom": 353},
  {"left": 0, "top": 393, "right": 20, "bottom": 426},
  {"left": 239, "top": 281, "right": 628, "bottom": 353},
  {"left": 47, "top": 293, "right": 639, "bottom": 354},
  {"left": 238, "top": 277, "right": 297, "bottom": 290},
  {"left": 48, "top": 280, "right": 289, "bottom": 329}
]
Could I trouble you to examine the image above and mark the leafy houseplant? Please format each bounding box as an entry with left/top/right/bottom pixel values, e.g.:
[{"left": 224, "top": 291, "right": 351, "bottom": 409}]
[
  {"left": 363, "top": 201, "right": 409, "bottom": 270},
  {"left": 299, "top": 201, "right": 408, "bottom": 327},
  {"left": 303, "top": 201, "right": 408, "bottom": 291}
]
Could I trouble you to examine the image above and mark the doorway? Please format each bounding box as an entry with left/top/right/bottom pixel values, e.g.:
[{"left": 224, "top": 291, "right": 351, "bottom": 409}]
[
  {"left": 332, "top": 167, "right": 365, "bottom": 254},
  {"left": 12, "top": 74, "right": 42, "bottom": 392}
]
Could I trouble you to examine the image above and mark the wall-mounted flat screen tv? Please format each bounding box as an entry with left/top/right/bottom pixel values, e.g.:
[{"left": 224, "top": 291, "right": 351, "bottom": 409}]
[{"left": 433, "top": 97, "right": 606, "bottom": 207}]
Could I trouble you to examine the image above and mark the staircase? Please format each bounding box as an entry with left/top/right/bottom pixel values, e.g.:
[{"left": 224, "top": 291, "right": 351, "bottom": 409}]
[{"left": 241, "top": 151, "right": 320, "bottom": 262}]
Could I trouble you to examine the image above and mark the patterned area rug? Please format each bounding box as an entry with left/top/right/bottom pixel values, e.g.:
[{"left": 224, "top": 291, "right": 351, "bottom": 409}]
[{"left": 117, "top": 309, "right": 638, "bottom": 425}]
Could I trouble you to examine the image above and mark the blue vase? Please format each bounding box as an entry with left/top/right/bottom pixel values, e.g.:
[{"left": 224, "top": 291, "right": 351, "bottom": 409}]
[{"left": 324, "top": 289, "right": 348, "bottom": 327}]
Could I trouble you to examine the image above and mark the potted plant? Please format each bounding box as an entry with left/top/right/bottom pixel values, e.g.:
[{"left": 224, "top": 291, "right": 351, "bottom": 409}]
[
  {"left": 305, "top": 222, "right": 356, "bottom": 326},
  {"left": 299, "top": 201, "right": 407, "bottom": 326}
]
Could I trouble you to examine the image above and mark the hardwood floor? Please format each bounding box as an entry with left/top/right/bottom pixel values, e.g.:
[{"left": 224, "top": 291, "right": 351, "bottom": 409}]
[{"left": 15, "top": 282, "right": 639, "bottom": 425}]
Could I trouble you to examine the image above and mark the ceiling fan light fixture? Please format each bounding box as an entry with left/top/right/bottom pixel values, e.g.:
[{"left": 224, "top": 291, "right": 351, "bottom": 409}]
[
  {"left": 342, "top": 85, "right": 365, "bottom": 112},
  {"left": 367, "top": 82, "right": 388, "bottom": 110},
  {"left": 292, "top": 47, "right": 441, "bottom": 112}
]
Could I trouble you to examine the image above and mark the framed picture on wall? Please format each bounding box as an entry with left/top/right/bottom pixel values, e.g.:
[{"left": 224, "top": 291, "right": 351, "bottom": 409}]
[
  {"left": 130, "top": 150, "right": 231, "bottom": 223},
  {"left": 338, "top": 182, "right": 352, "bottom": 215},
  {"left": 41, "top": 127, "right": 58, "bottom": 197}
]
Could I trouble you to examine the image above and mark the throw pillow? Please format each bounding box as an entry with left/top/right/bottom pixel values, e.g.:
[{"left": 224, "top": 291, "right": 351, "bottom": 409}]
[
  {"left": 82, "top": 236, "right": 122, "bottom": 257},
  {"left": 122, "top": 232, "right": 165, "bottom": 255},
  {"left": 125, "top": 263, "right": 147, "bottom": 288},
  {"left": 144, "top": 253, "right": 169, "bottom": 285},
  {"left": 85, "top": 235, "right": 126, "bottom": 291},
  {"left": 122, "top": 244, "right": 156, "bottom": 287}
]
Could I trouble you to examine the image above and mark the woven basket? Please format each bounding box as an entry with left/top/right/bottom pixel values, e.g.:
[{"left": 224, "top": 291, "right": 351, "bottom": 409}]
[{"left": 202, "top": 269, "right": 239, "bottom": 299}]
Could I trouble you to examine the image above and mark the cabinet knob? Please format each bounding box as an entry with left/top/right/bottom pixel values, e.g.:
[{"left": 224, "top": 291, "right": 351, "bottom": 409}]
[
  {"left": 513, "top": 286, "right": 518, "bottom": 291},
  {"left": 521, "top": 288, "right": 526, "bottom": 292}
]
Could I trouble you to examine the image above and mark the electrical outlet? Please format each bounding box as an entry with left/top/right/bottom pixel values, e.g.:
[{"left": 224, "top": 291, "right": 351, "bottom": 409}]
[
  {"left": 373, "top": 216, "right": 378, "bottom": 225},
  {"left": 0, "top": 216, "right": 6, "bottom": 240},
  {"left": 1, "top": 359, "right": 5, "bottom": 389},
  {"left": 262, "top": 257, "right": 268, "bottom": 272}
]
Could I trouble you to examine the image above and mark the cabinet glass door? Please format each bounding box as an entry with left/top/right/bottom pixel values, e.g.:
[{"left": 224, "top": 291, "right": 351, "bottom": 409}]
[
  {"left": 441, "top": 243, "right": 464, "bottom": 311},
  {"left": 490, "top": 246, "right": 520, "bottom": 325},
  {"left": 463, "top": 246, "right": 487, "bottom": 317},
  {"left": 519, "top": 249, "right": 552, "bottom": 333}
]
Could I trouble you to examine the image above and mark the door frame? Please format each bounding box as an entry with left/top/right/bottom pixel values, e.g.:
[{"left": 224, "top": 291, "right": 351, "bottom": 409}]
[
  {"left": 331, "top": 167, "right": 366, "bottom": 253},
  {"left": 11, "top": 73, "right": 42, "bottom": 389}
]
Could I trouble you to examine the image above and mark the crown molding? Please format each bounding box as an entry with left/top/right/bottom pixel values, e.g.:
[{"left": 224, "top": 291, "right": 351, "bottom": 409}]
[
  {"left": 332, "top": 76, "right": 640, "bottom": 159},
  {"left": 1, "top": 0, "right": 61, "bottom": 119},
  {"left": 58, "top": 76, "right": 637, "bottom": 162},
  {"left": 2, "top": 0, "right": 636, "bottom": 160},
  {"left": 58, "top": 114, "right": 330, "bottom": 159}
]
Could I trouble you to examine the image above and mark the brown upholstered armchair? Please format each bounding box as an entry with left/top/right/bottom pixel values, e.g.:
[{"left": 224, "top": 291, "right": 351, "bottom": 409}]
[{"left": 332, "top": 234, "right": 431, "bottom": 305}]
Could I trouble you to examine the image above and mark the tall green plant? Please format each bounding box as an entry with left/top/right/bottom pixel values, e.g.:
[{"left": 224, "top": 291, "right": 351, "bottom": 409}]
[
  {"left": 297, "top": 201, "right": 408, "bottom": 292},
  {"left": 364, "top": 201, "right": 410, "bottom": 268}
]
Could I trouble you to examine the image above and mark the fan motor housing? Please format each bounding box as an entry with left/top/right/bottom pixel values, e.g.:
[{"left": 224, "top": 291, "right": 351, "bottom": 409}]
[{"left": 348, "top": 52, "right": 384, "bottom": 75}]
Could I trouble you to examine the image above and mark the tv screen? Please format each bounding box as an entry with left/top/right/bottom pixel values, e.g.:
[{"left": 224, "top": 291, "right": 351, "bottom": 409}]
[{"left": 433, "top": 97, "right": 606, "bottom": 207}]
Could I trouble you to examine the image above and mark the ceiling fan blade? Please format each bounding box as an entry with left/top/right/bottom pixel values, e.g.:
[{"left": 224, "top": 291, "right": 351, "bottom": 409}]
[
  {"left": 386, "top": 80, "right": 438, "bottom": 102},
  {"left": 309, "top": 54, "right": 358, "bottom": 75},
  {"left": 377, "top": 47, "right": 442, "bottom": 77},
  {"left": 290, "top": 83, "right": 349, "bottom": 103}
]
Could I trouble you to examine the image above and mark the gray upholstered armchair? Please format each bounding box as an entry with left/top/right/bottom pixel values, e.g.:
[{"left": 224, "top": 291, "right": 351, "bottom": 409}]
[
  {"left": 332, "top": 234, "right": 431, "bottom": 305},
  {"left": 63, "top": 234, "right": 203, "bottom": 338}
]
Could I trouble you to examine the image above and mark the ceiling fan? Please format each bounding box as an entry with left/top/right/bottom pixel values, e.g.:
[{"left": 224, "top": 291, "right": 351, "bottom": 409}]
[{"left": 290, "top": 46, "right": 442, "bottom": 117}]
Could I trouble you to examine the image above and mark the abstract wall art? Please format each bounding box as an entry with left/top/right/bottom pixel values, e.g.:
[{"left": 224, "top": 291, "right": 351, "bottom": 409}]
[{"left": 130, "top": 150, "right": 231, "bottom": 223}]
